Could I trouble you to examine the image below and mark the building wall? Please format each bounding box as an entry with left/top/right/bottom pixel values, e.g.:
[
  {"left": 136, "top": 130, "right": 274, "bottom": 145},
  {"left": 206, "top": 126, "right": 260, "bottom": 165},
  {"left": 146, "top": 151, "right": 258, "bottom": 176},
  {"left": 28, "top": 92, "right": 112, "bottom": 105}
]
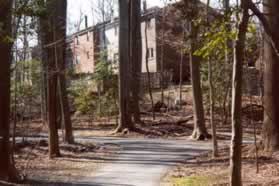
[
  {"left": 100, "top": 17, "right": 157, "bottom": 73},
  {"left": 141, "top": 17, "right": 157, "bottom": 73},
  {"left": 68, "top": 30, "right": 95, "bottom": 73},
  {"left": 67, "top": 3, "right": 192, "bottom": 82}
]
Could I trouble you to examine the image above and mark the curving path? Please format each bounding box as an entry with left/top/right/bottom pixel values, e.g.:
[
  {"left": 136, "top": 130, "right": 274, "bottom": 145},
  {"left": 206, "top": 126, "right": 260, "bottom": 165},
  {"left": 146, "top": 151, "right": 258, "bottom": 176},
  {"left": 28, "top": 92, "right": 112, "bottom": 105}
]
[{"left": 76, "top": 136, "right": 212, "bottom": 186}]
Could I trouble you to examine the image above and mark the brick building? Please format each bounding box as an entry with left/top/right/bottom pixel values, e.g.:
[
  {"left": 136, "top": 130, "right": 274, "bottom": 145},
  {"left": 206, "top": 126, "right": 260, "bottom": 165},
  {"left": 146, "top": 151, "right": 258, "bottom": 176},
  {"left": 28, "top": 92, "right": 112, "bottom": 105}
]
[{"left": 66, "top": 1, "right": 214, "bottom": 85}]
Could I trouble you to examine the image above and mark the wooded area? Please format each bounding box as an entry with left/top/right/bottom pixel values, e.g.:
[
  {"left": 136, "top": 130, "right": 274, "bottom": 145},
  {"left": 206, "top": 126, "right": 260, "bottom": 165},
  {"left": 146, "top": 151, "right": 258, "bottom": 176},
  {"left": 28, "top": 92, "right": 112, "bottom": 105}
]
[{"left": 0, "top": 0, "right": 279, "bottom": 185}]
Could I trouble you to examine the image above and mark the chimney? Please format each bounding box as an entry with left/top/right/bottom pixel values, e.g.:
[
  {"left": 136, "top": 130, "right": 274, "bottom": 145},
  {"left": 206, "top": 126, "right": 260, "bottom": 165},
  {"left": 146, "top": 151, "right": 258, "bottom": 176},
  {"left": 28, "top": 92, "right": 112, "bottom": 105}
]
[
  {"left": 85, "top": 15, "right": 88, "bottom": 28},
  {"left": 143, "top": 0, "right": 147, "bottom": 13}
]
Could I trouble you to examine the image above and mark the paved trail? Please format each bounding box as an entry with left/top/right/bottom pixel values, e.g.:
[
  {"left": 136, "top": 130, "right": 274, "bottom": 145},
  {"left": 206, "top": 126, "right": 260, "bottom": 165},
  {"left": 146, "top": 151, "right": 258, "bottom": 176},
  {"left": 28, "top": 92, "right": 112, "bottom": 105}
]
[{"left": 77, "top": 137, "right": 212, "bottom": 186}]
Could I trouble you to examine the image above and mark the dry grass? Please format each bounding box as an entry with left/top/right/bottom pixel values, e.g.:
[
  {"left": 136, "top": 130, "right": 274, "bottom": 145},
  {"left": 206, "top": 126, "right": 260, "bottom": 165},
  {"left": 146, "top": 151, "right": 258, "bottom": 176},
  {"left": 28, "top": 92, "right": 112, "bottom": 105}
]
[
  {"left": 8, "top": 140, "right": 116, "bottom": 186},
  {"left": 162, "top": 144, "right": 279, "bottom": 186}
]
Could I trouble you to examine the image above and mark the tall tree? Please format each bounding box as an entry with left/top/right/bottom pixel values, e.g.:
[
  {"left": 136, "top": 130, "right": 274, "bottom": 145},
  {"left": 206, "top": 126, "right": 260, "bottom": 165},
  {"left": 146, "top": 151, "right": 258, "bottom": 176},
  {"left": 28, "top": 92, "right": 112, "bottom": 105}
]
[
  {"left": 185, "top": 0, "right": 209, "bottom": 140},
  {"left": 44, "top": 0, "right": 62, "bottom": 158},
  {"left": 206, "top": 0, "right": 218, "bottom": 157},
  {"left": 261, "top": 0, "right": 279, "bottom": 151},
  {"left": 0, "top": 0, "right": 17, "bottom": 181},
  {"left": 38, "top": 0, "right": 49, "bottom": 126},
  {"left": 116, "top": 0, "right": 133, "bottom": 132},
  {"left": 243, "top": 0, "right": 279, "bottom": 151},
  {"left": 130, "top": 0, "right": 142, "bottom": 123},
  {"left": 55, "top": 0, "right": 74, "bottom": 144},
  {"left": 229, "top": 0, "right": 249, "bottom": 185}
]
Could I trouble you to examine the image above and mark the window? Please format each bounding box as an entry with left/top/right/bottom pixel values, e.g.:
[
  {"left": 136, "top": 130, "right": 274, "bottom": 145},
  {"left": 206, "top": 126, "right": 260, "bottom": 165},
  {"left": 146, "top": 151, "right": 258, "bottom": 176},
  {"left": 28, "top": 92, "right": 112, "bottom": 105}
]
[
  {"left": 114, "top": 26, "right": 118, "bottom": 36},
  {"left": 75, "top": 55, "right": 80, "bottom": 64},
  {"left": 150, "top": 48, "right": 154, "bottom": 58},
  {"left": 146, "top": 19, "right": 151, "bottom": 29},
  {"left": 76, "top": 36, "right": 79, "bottom": 45},
  {"left": 147, "top": 48, "right": 154, "bottom": 59},
  {"left": 86, "top": 32, "right": 90, "bottom": 41},
  {"left": 87, "top": 51, "right": 90, "bottom": 59}
]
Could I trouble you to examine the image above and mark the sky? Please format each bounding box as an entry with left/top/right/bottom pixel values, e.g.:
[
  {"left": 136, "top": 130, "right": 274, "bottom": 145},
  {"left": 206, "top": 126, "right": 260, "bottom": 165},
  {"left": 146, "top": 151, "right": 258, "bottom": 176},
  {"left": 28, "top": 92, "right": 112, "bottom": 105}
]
[
  {"left": 67, "top": 0, "right": 168, "bottom": 33},
  {"left": 67, "top": 0, "right": 224, "bottom": 34}
]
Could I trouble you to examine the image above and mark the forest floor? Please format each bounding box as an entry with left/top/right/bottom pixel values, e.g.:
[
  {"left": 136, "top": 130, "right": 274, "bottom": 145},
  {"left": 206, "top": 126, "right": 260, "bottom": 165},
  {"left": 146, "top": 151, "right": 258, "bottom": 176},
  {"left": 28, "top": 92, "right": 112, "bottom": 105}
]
[
  {"left": 5, "top": 90, "right": 268, "bottom": 186},
  {"left": 8, "top": 139, "right": 120, "bottom": 186},
  {"left": 160, "top": 96, "right": 279, "bottom": 186},
  {"left": 162, "top": 143, "right": 279, "bottom": 186}
]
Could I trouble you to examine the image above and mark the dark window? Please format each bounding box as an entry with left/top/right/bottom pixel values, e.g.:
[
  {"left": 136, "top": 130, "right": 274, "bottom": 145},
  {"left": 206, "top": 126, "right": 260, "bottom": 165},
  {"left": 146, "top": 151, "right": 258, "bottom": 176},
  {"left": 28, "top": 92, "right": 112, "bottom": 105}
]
[
  {"left": 87, "top": 32, "right": 90, "bottom": 41},
  {"left": 76, "top": 36, "right": 79, "bottom": 45},
  {"left": 76, "top": 55, "right": 80, "bottom": 64},
  {"left": 150, "top": 48, "right": 154, "bottom": 58},
  {"left": 87, "top": 51, "right": 90, "bottom": 59},
  {"left": 146, "top": 19, "right": 151, "bottom": 28},
  {"left": 147, "top": 48, "right": 154, "bottom": 59}
]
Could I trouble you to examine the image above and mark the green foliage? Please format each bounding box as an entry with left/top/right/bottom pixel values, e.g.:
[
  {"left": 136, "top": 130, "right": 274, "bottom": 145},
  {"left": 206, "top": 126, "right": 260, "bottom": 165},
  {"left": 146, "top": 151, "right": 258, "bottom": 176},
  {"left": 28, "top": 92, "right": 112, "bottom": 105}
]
[
  {"left": 11, "top": 59, "right": 42, "bottom": 115},
  {"left": 68, "top": 76, "right": 96, "bottom": 114},
  {"left": 69, "top": 50, "right": 119, "bottom": 117},
  {"left": 14, "top": 0, "right": 47, "bottom": 17},
  {"left": 194, "top": 22, "right": 236, "bottom": 59},
  {"left": 192, "top": 10, "right": 259, "bottom": 113}
]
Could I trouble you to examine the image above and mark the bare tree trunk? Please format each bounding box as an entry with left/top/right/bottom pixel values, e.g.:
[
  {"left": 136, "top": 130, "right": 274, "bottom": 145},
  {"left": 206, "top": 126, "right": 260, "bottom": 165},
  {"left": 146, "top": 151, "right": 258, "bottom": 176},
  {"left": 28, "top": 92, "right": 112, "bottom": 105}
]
[
  {"left": 179, "top": 22, "right": 186, "bottom": 106},
  {"left": 261, "top": 0, "right": 279, "bottom": 151},
  {"left": 145, "top": 18, "right": 155, "bottom": 120},
  {"left": 0, "top": 0, "right": 17, "bottom": 181},
  {"left": 223, "top": 0, "right": 230, "bottom": 65},
  {"left": 179, "top": 47, "right": 183, "bottom": 105},
  {"left": 208, "top": 57, "right": 218, "bottom": 156},
  {"left": 116, "top": 0, "right": 133, "bottom": 132},
  {"left": 230, "top": 1, "right": 249, "bottom": 185},
  {"left": 39, "top": 15, "right": 48, "bottom": 125},
  {"left": 44, "top": 0, "right": 63, "bottom": 158},
  {"left": 206, "top": 0, "right": 218, "bottom": 157},
  {"left": 55, "top": 0, "right": 74, "bottom": 144},
  {"left": 130, "top": 0, "right": 142, "bottom": 123},
  {"left": 186, "top": 0, "right": 209, "bottom": 140},
  {"left": 160, "top": 2, "right": 166, "bottom": 104}
]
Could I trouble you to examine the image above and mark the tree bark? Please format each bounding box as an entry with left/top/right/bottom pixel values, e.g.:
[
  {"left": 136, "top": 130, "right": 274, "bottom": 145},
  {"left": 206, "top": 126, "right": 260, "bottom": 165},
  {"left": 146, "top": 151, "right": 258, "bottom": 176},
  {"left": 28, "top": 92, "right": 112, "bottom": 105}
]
[
  {"left": 186, "top": 0, "right": 209, "bottom": 140},
  {"left": 0, "top": 0, "right": 17, "bottom": 181},
  {"left": 206, "top": 0, "right": 218, "bottom": 157},
  {"left": 160, "top": 4, "right": 166, "bottom": 104},
  {"left": 261, "top": 0, "right": 279, "bottom": 151},
  {"left": 145, "top": 15, "right": 155, "bottom": 121},
  {"left": 230, "top": 1, "right": 249, "bottom": 185},
  {"left": 44, "top": 0, "right": 63, "bottom": 158},
  {"left": 116, "top": 0, "right": 133, "bottom": 132},
  {"left": 55, "top": 0, "right": 74, "bottom": 144},
  {"left": 38, "top": 18, "right": 48, "bottom": 126},
  {"left": 130, "top": 0, "right": 142, "bottom": 123}
]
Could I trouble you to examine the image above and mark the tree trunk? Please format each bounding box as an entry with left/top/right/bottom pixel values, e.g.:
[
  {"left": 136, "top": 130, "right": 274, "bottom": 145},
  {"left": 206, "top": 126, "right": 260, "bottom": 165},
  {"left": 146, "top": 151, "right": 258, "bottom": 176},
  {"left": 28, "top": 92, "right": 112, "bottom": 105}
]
[
  {"left": 44, "top": 0, "right": 63, "bottom": 158},
  {"left": 179, "top": 47, "right": 183, "bottom": 105},
  {"left": 230, "top": 1, "right": 249, "bottom": 185},
  {"left": 206, "top": 0, "right": 218, "bottom": 157},
  {"left": 160, "top": 14, "right": 166, "bottom": 104},
  {"left": 0, "top": 0, "right": 17, "bottom": 181},
  {"left": 145, "top": 15, "right": 155, "bottom": 121},
  {"left": 55, "top": 0, "right": 74, "bottom": 144},
  {"left": 187, "top": 0, "right": 209, "bottom": 140},
  {"left": 179, "top": 22, "right": 186, "bottom": 106},
  {"left": 130, "top": 0, "right": 142, "bottom": 123},
  {"left": 262, "top": 0, "right": 279, "bottom": 151},
  {"left": 38, "top": 20, "right": 48, "bottom": 126},
  {"left": 208, "top": 57, "right": 218, "bottom": 156},
  {"left": 116, "top": 0, "right": 133, "bottom": 132}
]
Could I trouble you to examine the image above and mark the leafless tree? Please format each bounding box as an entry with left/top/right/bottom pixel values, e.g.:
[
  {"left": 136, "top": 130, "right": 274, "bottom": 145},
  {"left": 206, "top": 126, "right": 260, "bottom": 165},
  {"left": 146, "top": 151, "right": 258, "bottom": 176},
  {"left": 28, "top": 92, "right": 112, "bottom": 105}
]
[
  {"left": 229, "top": 0, "right": 249, "bottom": 185},
  {"left": 0, "top": 0, "right": 18, "bottom": 181}
]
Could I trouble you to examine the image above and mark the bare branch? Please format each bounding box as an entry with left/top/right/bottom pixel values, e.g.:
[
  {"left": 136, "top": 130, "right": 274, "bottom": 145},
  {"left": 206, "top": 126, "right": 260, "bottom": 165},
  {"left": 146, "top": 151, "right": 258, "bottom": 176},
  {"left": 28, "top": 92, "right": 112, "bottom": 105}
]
[{"left": 247, "top": 0, "right": 279, "bottom": 58}]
